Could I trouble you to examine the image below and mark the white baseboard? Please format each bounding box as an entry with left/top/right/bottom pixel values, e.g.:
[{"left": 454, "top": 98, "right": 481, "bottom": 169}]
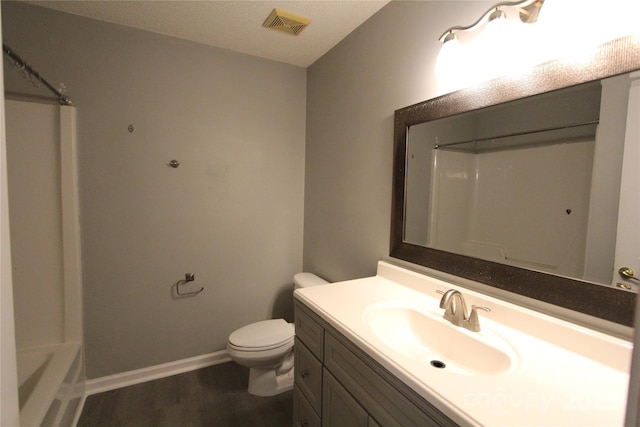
[{"left": 85, "top": 350, "right": 231, "bottom": 395}]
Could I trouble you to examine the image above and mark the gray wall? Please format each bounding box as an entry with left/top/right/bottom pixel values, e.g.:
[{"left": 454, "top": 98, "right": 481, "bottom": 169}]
[
  {"left": 2, "top": 2, "right": 306, "bottom": 378},
  {"left": 303, "top": 1, "right": 492, "bottom": 281}
]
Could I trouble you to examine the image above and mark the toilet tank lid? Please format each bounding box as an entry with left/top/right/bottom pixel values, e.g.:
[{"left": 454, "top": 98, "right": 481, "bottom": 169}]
[
  {"left": 228, "top": 319, "right": 293, "bottom": 349},
  {"left": 293, "top": 272, "right": 328, "bottom": 288}
]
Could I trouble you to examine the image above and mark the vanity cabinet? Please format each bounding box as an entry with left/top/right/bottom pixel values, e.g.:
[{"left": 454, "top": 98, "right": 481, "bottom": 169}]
[{"left": 294, "top": 300, "right": 457, "bottom": 427}]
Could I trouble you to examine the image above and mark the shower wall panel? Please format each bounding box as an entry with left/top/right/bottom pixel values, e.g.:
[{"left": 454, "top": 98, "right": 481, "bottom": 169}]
[
  {"left": 5, "top": 100, "right": 65, "bottom": 350},
  {"left": 431, "top": 140, "right": 595, "bottom": 278}
]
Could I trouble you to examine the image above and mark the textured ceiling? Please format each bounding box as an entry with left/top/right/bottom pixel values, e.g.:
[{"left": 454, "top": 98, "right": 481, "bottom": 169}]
[{"left": 26, "top": 0, "right": 391, "bottom": 68}]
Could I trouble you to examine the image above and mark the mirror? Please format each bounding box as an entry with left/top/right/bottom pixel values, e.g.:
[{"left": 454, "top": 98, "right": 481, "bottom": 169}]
[
  {"left": 391, "top": 35, "right": 639, "bottom": 327},
  {"left": 407, "top": 80, "right": 614, "bottom": 282}
]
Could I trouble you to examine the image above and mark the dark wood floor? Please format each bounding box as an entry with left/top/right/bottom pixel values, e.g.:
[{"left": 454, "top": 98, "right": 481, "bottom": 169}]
[{"left": 77, "top": 362, "right": 293, "bottom": 427}]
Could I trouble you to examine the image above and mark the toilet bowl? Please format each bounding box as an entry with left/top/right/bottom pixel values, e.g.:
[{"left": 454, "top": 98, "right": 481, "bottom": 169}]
[{"left": 226, "top": 272, "right": 328, "bottom": 396}]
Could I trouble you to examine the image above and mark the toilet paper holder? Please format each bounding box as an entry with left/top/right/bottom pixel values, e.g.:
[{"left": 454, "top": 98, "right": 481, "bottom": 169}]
[{"left": 175, "top": 273, "right": 204, "bottom": 297}]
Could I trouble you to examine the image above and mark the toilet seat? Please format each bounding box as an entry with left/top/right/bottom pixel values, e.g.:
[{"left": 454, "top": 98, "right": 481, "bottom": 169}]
[{"left": 228, "top": 319, "right": 294, "bottom": 351}]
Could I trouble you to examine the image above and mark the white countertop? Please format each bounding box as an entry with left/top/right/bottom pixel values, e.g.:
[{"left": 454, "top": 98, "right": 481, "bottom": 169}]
[{"left": 295, "top": 261, "right": 632, "bottom": 427}]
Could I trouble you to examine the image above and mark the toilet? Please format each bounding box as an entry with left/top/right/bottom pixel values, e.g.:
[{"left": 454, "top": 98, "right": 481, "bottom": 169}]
[{"left": 226, "top": 272, "right": 328, "bottom": 396}]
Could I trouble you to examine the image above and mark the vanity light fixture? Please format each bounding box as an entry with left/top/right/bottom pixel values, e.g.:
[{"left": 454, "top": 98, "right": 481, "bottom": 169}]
[
  {"left": 437, "top": 0, "right": 543, "bottom": 44},
  {"left": 436, "top": 0, "right": 545, "bottom": 85}
]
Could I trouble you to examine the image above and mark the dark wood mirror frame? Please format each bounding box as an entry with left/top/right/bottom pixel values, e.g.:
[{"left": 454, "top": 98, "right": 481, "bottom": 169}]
[{"left": 391, "top": 36, "right": 640, "bottom": 327}]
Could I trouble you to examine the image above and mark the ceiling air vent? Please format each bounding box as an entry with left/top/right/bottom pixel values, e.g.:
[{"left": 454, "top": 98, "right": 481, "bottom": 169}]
[{"left": 263, "top": 8, "right": 311, "bottom": 36}]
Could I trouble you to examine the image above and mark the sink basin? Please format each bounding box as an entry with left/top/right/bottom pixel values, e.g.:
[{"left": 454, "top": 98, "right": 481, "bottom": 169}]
[{"left": 363, "top": 302, "right": 517, "bottom": 375}]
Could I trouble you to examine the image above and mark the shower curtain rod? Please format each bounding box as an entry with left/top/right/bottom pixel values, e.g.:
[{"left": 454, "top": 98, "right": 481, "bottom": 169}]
[{"left": 2, "top": 43, "right": 72, "bottom": 106}]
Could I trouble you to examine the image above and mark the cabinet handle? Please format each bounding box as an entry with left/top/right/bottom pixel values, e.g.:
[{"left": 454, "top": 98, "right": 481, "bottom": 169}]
[
  {"left": 301, "top": 369, "right": 310, "bottom": 378},
  {"left": 300, "top": 419, "right": 309, "bottom": 427}
]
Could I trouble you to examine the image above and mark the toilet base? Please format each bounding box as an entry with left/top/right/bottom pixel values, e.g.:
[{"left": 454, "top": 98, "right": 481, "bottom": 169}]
[{"left": 247, "top": 366, "right": 294, "bottom": 396}]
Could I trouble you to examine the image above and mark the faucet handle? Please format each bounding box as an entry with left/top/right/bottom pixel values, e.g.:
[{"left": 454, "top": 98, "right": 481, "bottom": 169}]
[{"left": 465, "top": 305, "right": 491, "bottom": 332}]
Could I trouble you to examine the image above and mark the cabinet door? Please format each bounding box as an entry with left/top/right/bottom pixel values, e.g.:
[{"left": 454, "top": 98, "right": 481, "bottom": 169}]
[
  {"left": 322, "top": 370, "right": 368, "bottom": 427},
  {"left": 294, "top": 386, "right": 321, "bottom": 427},
  {"left": 324, "top": 332, "right": 456, "bottom": 427}
]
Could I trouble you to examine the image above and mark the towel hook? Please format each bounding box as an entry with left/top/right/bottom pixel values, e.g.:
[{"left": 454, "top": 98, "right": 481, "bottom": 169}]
[{"left": 175, "top": 273, "right": 204, "bottom": 297}]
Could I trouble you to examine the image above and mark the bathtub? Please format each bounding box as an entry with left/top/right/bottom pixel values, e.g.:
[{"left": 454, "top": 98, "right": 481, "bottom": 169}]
[{"left": 17, "top": 343, "right": 84, "bottom": 427}]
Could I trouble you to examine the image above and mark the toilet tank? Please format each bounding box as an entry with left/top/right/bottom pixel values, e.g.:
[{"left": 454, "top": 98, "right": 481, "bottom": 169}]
[{"left": 293, "top": 272, "right": 328, "bottom": 289}]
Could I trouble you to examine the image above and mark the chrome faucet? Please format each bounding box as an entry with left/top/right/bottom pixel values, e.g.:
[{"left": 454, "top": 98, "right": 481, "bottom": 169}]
[
  {"left": 439, "top": 289, "right": 468, "bottom": 327},
  {"left": 438, "top": 289, "right": 490, "bottom": 332}
]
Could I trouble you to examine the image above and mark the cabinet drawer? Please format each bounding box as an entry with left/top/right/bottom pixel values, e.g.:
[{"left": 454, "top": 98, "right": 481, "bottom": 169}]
[
  {"left": 295, "top": 338, "right": 323, "bottom": 415},
  {"left": 324, "top": 332, "right": 456, "bottom": 427},
  {"left": 294, "top": 386, "right": 321, "bottom": 427},
  {"left": 295, "top": 302, "right": 324, "bottom": 360}
]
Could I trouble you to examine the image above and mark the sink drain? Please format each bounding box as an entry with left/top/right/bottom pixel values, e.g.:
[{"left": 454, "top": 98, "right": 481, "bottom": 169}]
[{"left": 430, "top": 360, "right": 446, "bottom": 369}]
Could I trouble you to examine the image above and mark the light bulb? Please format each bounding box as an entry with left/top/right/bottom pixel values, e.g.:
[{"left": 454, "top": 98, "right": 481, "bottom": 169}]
[
  {"left": 435, "top": 33, "right": 462, "bottom": 79},
  {"left": 475, "top": 8, "right": 516, "bottom": 81},
  {"left": 484, "top": 8, "right": 510, "bottom": 46}
]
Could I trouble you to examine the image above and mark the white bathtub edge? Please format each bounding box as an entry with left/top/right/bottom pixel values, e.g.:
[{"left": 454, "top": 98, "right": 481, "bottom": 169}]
[
  {"left": 20, "top": 343, "right": 80, "bottom": 427},
  {"left": 70, "top": 393, "right": 87, "bottom": 427},
  {"left": 85, "top": 350, "right": 231, "bottom": 396}
]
